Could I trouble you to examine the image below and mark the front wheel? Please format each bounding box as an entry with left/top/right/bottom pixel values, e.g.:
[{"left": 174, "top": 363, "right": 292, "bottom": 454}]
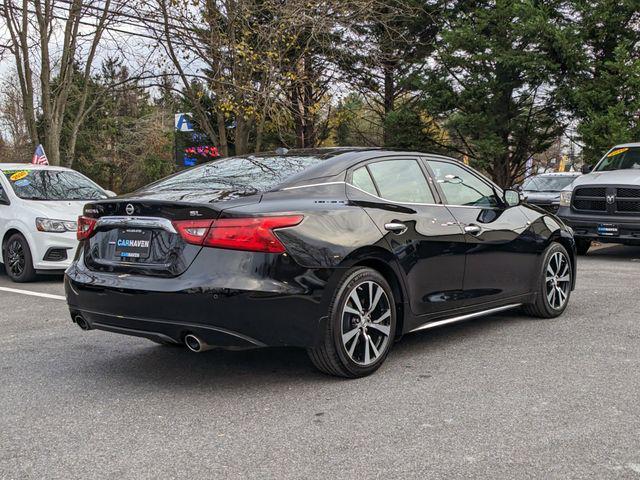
[
  {"left": 307, "top": 267, "right": 396, "bottom": 378},
  {"left": 523, "top": 243, "right": 573, "bottom": 318},
  {"left": 3, "top": 233, "right": 36, "bottom": 282}
]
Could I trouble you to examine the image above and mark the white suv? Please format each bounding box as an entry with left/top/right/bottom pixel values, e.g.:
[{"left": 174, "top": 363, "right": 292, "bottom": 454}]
[{"left": 0, "top": 163, "right": 113, "bottom": 282}]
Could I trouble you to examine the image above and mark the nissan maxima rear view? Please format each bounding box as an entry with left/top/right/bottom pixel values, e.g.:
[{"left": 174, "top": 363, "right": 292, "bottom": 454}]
[{"left": 65, "top": 148, "right": 576, "bottom": 377}]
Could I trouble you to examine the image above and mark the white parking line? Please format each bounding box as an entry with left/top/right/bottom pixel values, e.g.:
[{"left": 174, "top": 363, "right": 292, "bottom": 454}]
[{"left": 0, "top": 286, "right": 65, "bottom": 301}]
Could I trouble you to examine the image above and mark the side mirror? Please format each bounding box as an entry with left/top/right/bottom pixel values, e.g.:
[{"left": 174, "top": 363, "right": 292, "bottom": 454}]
[
  {"left": 503, "top": 189, "right": 521, "bottom": 207},
  {"left": 105, "top": 190, "right": 117, "bottom": 198},
  {"left": 581, "top": 164, "right": 593, "bottom": 174}
]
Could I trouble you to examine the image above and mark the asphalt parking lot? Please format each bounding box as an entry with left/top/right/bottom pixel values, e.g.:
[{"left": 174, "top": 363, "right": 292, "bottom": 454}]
[{"left": 1, "top": 244, "right": 640, "bottom": 479}]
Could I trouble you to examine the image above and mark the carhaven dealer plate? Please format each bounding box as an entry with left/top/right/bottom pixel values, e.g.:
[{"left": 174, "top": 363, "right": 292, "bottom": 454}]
[
  {"left": 115, "top": 228, "right": 151, "bottom": 258},
  {"left": 597, "top": 224, "right": 619, "bottom": 237}
]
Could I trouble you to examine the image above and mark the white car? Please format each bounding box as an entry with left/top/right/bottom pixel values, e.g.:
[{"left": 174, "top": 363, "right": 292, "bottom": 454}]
[{"left": 0, "top": 163, "right": 114, "bottom": 282}]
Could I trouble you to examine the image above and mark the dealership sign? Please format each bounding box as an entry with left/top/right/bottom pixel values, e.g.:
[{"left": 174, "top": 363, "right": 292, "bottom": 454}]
[{"left": 174, "top": 113, "right": 194, "bottom": 132}]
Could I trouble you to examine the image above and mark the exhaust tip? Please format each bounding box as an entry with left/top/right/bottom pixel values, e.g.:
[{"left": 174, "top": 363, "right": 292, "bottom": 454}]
[
  {"left": 184, "top": 334, "right": 202, "bottom": 352},
  {"left": 74, "top": 315, "right": 90, "bottom": 331}
]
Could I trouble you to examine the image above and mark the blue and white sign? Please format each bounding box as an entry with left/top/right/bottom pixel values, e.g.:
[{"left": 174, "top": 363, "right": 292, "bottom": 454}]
[{"left": 174, "top": 113, "right": 194, "bottom": 132}]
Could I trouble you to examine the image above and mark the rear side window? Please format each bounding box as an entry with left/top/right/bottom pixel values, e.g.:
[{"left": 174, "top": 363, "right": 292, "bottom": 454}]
[
  {"left": 367, "top": 159, "right": 435, "bottom": 204},
  {"left": 146, "top": 155, "right": 324, "bottom": 194},
  {"left": 351, "top": 167, "right": 377, "bottom": 195}
]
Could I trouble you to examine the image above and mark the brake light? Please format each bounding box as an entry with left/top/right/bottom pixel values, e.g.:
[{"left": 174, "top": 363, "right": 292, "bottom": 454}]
[
  {"left": 204, "top": 216, "right": 303, "bottom": 253},
  {"left": 172, "top": 219, "right": 215, "bottom": 245},
  {"left": 77, "top": 216, "right": 97, "bottom": 240}
]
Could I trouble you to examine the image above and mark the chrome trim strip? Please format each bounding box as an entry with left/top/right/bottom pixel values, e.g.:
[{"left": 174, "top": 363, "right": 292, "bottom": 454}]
[
  {"left": 95, "top": 216, "right": 177, "bottom": 234},
  {"left": 281, "top": 180, "right": 499, "bottom": 210},
  {"left": 409, "top": 303, "right": 522, "bottom": 333},
  {"left": 281, "top": 181, "right": 347, "bottom": 191},
  {"left": 443, "top": 204, "right": 494, "bottom": 210}
]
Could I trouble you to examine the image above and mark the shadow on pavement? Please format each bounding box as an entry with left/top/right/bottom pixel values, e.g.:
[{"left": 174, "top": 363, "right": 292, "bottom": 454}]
[
  {"left": 586, "top": 243, "right": 640, "bottom": 261},
  {"left": 0, "top": 266, "right": 65, "bottom": 283},
  {"left": 71, "top": 311, "right": 519, "bottom": 389}
]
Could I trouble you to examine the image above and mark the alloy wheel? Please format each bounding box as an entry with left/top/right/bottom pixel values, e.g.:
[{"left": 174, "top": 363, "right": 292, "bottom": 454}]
[
  {"left": 341, "top": 281, "right": 392, "bottom": 366},
  {"left": 545, "top": 251, "right": 571, "bottom": 310},
  {"left": 7, "top": 239, "right": 25, "bottom": 278}
]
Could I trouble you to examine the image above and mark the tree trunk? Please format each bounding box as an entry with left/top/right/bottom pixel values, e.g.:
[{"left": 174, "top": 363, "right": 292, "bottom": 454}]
[
  {"left": 235, "top": 116, "right": 251, "bottom": 155},
  {"left": 491, "top": 155, "right": 513, "bottom": 188},
  {"left": 382, "top": 60, "right": 395, "bottom": 146},
  {"left": 255, "top": 116, "right": 265, "bottom": 153},
  {"left": 43, "top": 121, "right": 62, "bottom": 166},
  {"left": 217, "top": 112, "right": 228, "bottom": 157},
  {"left": 291, "top": 81, "right": 304, "bottom": 148}
]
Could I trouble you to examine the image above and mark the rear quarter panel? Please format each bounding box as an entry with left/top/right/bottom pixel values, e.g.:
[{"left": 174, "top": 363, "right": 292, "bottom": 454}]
[{"left": 223, "top": 183, "right": 387, "bottom": 269}]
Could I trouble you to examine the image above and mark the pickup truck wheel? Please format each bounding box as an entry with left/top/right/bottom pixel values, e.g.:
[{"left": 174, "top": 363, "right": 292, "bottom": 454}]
[{"left": 575, "top": 239, "right": 591, "bottom": 255}]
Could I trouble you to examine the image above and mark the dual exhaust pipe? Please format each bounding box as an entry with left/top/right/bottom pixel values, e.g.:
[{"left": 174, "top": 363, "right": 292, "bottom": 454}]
[
  {"left": 74, "top": 314, "right": 210, "bottom": 353},
  {"left": 74, "top": 315, "right": 90, "bottom": 331},
  {"left": 184, "top": 334, "right": 214, "bottom": 353}
]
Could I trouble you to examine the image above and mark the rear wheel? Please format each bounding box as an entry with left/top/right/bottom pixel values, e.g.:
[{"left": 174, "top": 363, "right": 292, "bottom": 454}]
[
  {"left": 575, "top": 238, "right": 591, "bottom": 255},
  {"left": 307, "top": 267, "right": 396, "bottom": 378},
  {"left": 523, "top": 243, "right": 572, "bottom": 318},
  {"left": 3, "top": 233, "right": 36, "bottom": 282}
]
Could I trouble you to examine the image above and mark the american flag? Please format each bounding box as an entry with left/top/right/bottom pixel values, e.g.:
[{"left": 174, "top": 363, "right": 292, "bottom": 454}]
[{"left": 31, "top": 144, "right": 49, "bottom": 165}]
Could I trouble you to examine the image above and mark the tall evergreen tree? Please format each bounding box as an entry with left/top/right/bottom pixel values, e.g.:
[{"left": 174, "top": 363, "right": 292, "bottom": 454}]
[
  {"left": 421, "top": 0, "right": 567, "bottom": 187},
  {"left": 338, "top": 0, "right": 440, "bottom": 145},
  {"left": 561, "top": 0, "right": 640, "bottom": 163}
]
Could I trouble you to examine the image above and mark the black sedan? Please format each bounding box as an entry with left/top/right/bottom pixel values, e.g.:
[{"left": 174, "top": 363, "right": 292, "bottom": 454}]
[
  {"left": 521, "top": 172, "right": 581, "bottom": 214},
  {"left": 65, "top": 148, "right": 576, "bottom": 377}
]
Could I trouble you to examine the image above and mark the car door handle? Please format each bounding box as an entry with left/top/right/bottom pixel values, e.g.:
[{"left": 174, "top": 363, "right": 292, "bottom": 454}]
[
  {"left": 384, "top": 222, "right": 408, "bottom": 234},
  {"left": 463, "top": 224, "right": 482, "bottom": 235}
]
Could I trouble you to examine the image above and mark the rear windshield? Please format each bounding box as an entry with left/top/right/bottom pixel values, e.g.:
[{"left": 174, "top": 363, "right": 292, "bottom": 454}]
[
  {"left": 146, "top": 155, "right": 324, "bottom": 194},
  {"left": 595, "top": 147, "right": 640, "bottom": 172},
  {"left": 522, "top": 176, "right": 577, "bottom": 192},
  {"left": 2, "top": 169, "right": 106, "bottom": 200}
]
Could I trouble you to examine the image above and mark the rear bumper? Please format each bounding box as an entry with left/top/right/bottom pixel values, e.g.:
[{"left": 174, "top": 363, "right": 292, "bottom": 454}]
[
  {"left": 65, "top": 248, "right": 341, "bottom": 348},
  {"left": 558, "top": 207, "right": 640, "bottom": 244}
]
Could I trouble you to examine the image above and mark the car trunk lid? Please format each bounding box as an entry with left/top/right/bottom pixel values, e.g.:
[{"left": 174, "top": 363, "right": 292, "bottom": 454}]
[{"left": 81, "top": 195, "right": 260, "bottom": 277}]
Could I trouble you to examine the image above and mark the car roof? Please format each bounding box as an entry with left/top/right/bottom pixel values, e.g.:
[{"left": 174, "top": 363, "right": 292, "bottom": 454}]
[
  {"left": 607, "top": 143, "right": 640, "bottom": 149},
  {"left": 262, "top": 147, "right": 462, "bottom": 183},
  {"left": 531, "top": 172, "right": 581, "bottom": 177},
  {"left": 0, "top": 163, "right": 72, "bottom": 172}
]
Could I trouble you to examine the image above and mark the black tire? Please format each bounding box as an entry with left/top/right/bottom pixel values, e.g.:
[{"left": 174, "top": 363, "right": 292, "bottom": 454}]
[
  {"left": 3, "top": 233, "right": 36, "bottom": 282},
  {"left": 307, "top": 267, "right": 397, "bottom": 378},
  {"left": 523, "top": 243, "right": 573, "bottom": 318},
  {"left": 575, "top": 238, "right": 591, "bottom": 255}
]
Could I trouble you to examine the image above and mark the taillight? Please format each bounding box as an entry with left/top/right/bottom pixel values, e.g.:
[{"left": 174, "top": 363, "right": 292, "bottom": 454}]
[
  {"left": 172, "top": 219, "right": 215, "bottom": 245},
  {"left": 204, "top": 216, "right": 303, "bottom": 253},
  {"left": 77, "top": 216, "right": 97, "bottom": 240},
  {"left": 173, "top": 216, "right": 302, "bottom": 252}
]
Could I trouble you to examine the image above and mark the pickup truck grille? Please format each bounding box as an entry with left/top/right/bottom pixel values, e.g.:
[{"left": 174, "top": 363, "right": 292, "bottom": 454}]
[
  {"left": 616, "top": 187, "right": 640, "bottom": 212},
  {"left": 572, "top": 187, "right": 607, "bottom": 212},
  {"left": 572, "top": 186, "right": 640, "bottom": 213}
]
